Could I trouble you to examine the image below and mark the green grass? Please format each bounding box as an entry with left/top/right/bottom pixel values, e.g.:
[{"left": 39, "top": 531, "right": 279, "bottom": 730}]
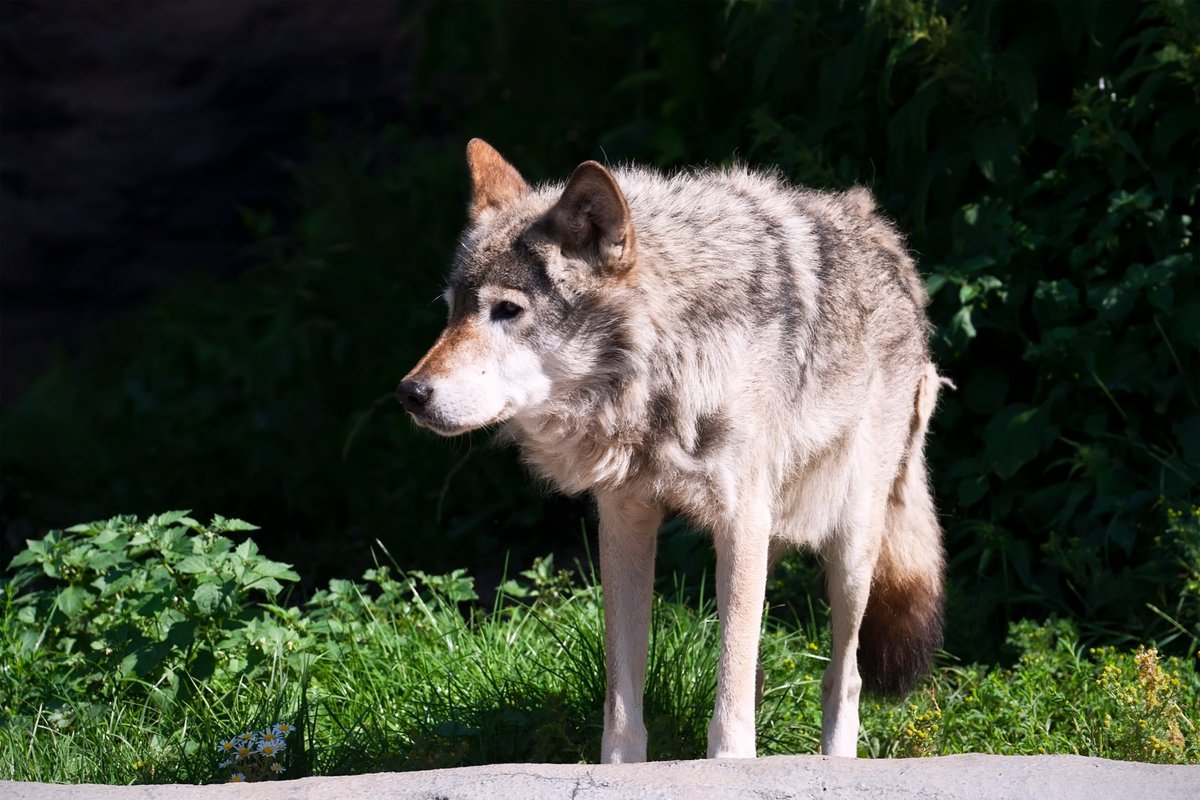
[{"left": 2, "top": 516, "right": 1198, "bottom": 784}]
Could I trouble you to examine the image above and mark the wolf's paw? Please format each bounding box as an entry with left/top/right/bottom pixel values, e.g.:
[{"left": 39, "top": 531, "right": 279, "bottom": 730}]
[
  {"left": 706, "top": 717, "right": 757, "bottom": 759},
  {"left": 601, "top": 728, "right": 647, "bottom": 764}
]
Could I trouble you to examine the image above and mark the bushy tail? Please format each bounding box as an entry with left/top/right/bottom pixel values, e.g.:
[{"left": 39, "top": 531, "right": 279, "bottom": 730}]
[{"left": 858, "top": 364, "right": 948, "bottom": 697}]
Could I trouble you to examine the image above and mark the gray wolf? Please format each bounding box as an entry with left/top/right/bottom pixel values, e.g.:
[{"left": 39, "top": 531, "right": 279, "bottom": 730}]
[{"left": 397, "top": 138, "right": 946, "bottom": 761}]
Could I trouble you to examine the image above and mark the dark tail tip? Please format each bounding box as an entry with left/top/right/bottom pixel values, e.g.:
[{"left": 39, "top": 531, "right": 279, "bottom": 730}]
[{"left": 857, "top": 576, "right": 944, "bottom": 697}]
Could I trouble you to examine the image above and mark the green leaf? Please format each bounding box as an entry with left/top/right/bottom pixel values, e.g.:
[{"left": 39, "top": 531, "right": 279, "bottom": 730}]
[
  {"left": 192, "top": 583, "right": 223, "bottom": 615},
  {"left": 150, "top": 511, "right": 198, "bottom": 528},
  {"left": 235, "top": 540, "right": 260, "bottom": 561},
  {"left": 176, "top": 556, "right": 215, "bottom": 575},
  {"left": 925, "top": 272, "right": 949, "bottom": 297},
  {"left": 209, "top": 515, "right": 260, "bottom": 532},
  {"left": 245, "top": 577, "right": 284, "bottom": 597},
  {"left": 950, "top": 305, "right": 977, "bottom": 340},
  {"left": 55, "top": 586, "right": 92, "bottom": 617},
  {"left": 252, "top": 560, "right": 300, "bottom": 583}
]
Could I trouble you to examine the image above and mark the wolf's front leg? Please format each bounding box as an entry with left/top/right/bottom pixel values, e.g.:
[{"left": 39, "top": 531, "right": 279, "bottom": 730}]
[
  {"left": 596, "top": 492, "right": 663, "bottom": 764},
  {"left": 708, "top": 507, "right": 771, "bottom": 758}
]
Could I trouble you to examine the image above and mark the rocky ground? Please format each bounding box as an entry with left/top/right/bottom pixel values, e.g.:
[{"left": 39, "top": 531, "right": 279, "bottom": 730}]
[{"left": 3, "top": 755, "right": 1198, "bottom": 800}]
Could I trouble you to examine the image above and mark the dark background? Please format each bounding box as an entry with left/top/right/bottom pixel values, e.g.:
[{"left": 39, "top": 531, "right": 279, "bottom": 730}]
[{"left": 2, "top": 0, "right": 1197, "bottom": 662}]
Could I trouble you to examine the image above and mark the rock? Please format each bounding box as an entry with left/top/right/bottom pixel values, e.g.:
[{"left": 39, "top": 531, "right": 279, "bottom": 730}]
[{"left": 2, "top": 755, "right": 1197, "bottom": 799}]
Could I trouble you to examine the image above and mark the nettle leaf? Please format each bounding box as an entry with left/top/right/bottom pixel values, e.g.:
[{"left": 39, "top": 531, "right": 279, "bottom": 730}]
[
  {"left": 192, "top": 583, "right": 224, "bottom": 615},
  {"left": 245, "top": 577, "right": 284, "bottom": 597},
  {"left": 7, "top": 543, "right": 45, "bottom": 568},
  {"left": 948, "top": 305, "right": 977, "bottom": 342},
  {"left": 925, "top": 271, "right": 949, "bottom": 297},
  {"left": 55, "top": 585, "right": 92, "bottom": 617},
  {"left": 235, "top": 540, "right": 260, "bottom": 561},
  {"left": 85, "top": 549, "right": 126, "bottom": 573},
  {"left": 209, "top": 515, "right": 260, "bottom": 532},
  {"left": 175, "top": 555, "right": 215, "bottom": 575},
  {"left": 252, "top": 559, "right": 300, "bottom": 583},
  {"left": 149, "top": 510, "right": 199, "bottom": 529}
]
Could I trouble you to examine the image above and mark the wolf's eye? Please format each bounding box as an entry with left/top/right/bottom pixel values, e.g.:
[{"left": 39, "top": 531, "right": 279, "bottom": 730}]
[{"left": 490, "top": 300, "right": 524, "bottom": 322}]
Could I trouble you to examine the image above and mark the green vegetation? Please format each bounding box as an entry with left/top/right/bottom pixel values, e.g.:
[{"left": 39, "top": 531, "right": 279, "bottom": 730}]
[
  {"left": 2, "top": 515, "right": 1197, "bottom": 783},
  {"left": 2, "top": 0, "right": 1198, "bottom": 783}
]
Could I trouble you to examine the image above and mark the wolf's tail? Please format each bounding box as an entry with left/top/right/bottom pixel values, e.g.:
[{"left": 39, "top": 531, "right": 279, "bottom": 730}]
[{"left": 857, "top": 364, "right": 948, "bottom": 696}]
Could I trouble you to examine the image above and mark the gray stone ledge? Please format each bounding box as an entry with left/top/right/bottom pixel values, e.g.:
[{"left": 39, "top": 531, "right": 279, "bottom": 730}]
[{"left": 3, "top": 754, "right": 1198, "bottom": 800}]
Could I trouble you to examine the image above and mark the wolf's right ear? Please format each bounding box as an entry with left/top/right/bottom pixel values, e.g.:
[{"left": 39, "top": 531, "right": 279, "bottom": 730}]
[
  {"left": 466, "top": 138, "right": 529, "bottom": 221},
  {"left": 546, "top": 161, "right": 637, "bottom": 276}
]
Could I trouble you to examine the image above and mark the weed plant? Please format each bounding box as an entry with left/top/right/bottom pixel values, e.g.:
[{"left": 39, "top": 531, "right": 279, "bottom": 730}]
[{"left": 2, "top": 515, "right": 1196, "bottom": 783}]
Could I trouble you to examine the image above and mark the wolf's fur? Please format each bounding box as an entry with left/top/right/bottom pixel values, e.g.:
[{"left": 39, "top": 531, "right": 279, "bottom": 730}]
[{"left": 399, "top": 139, "right": 946, "bottom": 762}]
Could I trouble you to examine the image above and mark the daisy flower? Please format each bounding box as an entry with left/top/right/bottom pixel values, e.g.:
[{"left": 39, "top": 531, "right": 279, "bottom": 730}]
[
  {"left": 259, "top": 729, "right": 281, "bottom": 746},
  {"left": 238, "top": 731, "right": 257, "bottom": 743},
  {"left": 219, "top": 739, "right": 235, "bottom": 753},
  {"left": 235, "top": 744, "right": 254, "bottom": 760},
  {"left": 273, "top": 722, "right": 294, "bottom": 736},
  {"left": 270, "top": 762, "right": 286, "bottom": 775},
  {"left": 258, "top": 741, "right": 284, "bottom": 758},
  {"left": 229, "top": 773, "right": 246, "bottom": 783}
]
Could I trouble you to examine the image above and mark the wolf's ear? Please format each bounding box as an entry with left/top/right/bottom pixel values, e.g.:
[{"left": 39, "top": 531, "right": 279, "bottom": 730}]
[
  {"left": 466, "top": 138, "right": 529, "bottom": 221},
  {"left": 546, "top": 161, "right": 637, "bottom": 275}
]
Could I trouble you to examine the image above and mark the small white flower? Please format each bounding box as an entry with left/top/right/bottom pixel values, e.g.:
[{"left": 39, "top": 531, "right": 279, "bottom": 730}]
[
  {"left": 257, "top": 740, "right": 284, "bottom": 758},
  {"left": 229, "top": 773, "right": 246, "bottom": 783},
  {"left": 270, "top": 762, "right": 286, "bottom": 775}
]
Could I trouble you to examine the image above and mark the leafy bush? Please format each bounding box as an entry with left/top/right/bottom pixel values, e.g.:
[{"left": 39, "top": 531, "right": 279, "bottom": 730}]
[
  {"left": 2, "top": 0, "right": 1197, "bottom": 658},
  {"left": 2, "top": 512, "right": 299, "bottom": 710}
]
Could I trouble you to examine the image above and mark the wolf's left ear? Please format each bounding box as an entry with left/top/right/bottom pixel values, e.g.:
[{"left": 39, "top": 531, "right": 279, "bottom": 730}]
[
  {"left": 546, "top": 161, "right": 637, "bottom": 275},
  {"left": 467, "top": 138, "right": 529, "bottom": 221}
]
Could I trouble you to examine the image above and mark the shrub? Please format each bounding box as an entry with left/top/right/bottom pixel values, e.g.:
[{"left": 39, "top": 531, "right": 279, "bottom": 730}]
[{"left": 2, "top": 512, "right": 299, "bottom": 712}]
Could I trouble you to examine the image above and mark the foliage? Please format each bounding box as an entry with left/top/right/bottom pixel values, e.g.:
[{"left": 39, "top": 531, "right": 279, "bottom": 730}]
[
  {"left": 2, "top": 517, "right": 1198, "bottom": 784},
  {"left": 874, "top": 619, "right": 1200, "bottom": 764},
  {"left": 1, "top": 0, "right": 1197, "bottom": 658},
  {"left": 2, "top": 513, "right": 299, "bottom": 710}
]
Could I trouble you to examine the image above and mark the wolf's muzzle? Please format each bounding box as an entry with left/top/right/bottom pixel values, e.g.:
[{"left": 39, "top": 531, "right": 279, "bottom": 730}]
[{"left": 395, "top": 378, "right": 433, "bottom": 416}]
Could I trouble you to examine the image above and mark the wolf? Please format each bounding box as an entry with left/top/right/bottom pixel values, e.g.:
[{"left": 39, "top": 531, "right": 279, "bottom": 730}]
[{"left": 397, "top": 138, "right": 946, "bottom": 762}]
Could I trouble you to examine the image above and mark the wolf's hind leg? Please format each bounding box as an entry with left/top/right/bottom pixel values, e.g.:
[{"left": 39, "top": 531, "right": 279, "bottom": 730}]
[
  {"left": 597, "top": 492, "right": 662, "bottom": 764},
  {"left": 820, "top": 500, "right": 885, "bottom": 758}
]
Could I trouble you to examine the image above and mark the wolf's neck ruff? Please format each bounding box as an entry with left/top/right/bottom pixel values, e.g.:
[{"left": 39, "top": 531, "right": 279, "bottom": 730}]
[{"left": 398, "top": 139, "right": 946, "bottom": 763}]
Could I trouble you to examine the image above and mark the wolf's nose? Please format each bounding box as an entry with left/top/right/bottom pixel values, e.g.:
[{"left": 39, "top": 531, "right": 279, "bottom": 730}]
[{"left": 396, "top": 379, "right": 433, "bottom": 414}]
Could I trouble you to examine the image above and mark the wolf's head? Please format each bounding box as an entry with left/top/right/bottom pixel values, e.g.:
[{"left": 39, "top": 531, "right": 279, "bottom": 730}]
[{"left": 397, "top": 139, "right": 637, "bottom": 436}]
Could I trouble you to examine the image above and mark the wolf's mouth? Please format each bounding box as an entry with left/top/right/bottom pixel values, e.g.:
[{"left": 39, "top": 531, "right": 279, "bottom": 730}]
[{"left": 409, "top": 406, "right": 512, "bottom": 437}]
